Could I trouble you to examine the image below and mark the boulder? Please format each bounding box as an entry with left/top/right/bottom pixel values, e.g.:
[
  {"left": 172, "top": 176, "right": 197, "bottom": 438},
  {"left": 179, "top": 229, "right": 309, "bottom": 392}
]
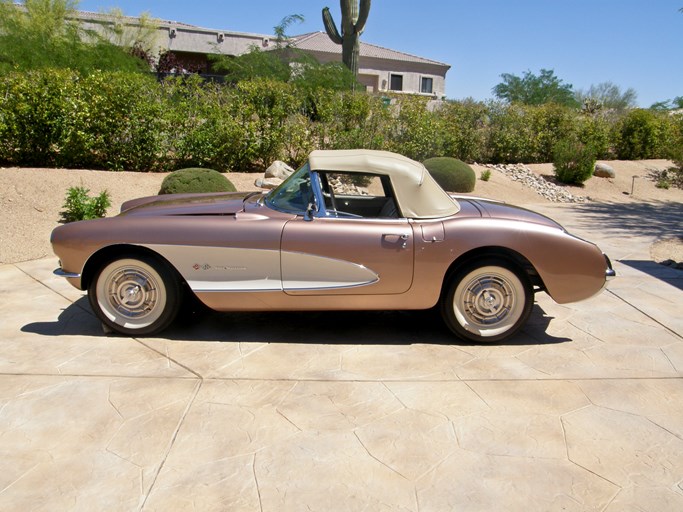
[
  {"left": 265, "top": 160, "right": 295, "bottom": 180},
  {"left": 594, "top": 163, "right": 616, "bottom": 178}
]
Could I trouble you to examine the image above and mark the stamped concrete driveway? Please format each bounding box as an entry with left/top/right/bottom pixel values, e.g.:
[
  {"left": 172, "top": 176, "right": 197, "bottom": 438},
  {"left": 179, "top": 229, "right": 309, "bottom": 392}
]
[{"left": 1, "top": 202, "right": 682, "bottom": 511}]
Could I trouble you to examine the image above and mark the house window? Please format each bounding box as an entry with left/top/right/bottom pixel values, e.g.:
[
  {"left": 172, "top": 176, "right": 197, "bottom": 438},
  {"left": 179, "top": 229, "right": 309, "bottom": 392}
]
[
  {"left": 421, "top": 77, "right": 433, "bottom": 94},
  {"left": 389, "top": 74, "right": 403, "bottom": 91}
]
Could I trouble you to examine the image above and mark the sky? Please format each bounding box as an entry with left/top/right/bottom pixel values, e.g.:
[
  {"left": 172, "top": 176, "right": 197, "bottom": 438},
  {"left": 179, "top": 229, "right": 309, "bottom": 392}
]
[{"left": 76, "top": 0, "right": 683, "bottom": 107}]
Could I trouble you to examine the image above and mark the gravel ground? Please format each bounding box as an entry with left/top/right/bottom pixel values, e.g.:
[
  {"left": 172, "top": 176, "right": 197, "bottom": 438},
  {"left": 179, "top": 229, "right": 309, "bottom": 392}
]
[{"left": 1, "top": 160, "right": 682, "bottom": 264}]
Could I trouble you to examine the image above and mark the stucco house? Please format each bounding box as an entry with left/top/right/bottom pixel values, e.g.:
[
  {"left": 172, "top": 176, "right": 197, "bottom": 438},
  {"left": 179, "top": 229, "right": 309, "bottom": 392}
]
[
  {"left": 77, "top": 10, "right": 450, "bottom": 97},
  {"left": 286, "top": 32, "right": 449, "bottom": 98}
]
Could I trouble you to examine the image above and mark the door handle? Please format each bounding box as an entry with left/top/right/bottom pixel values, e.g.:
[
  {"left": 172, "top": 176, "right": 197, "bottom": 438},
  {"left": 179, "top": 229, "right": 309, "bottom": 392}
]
[{"left": 382, "top": 233, "right": 410, "bottom": 249}]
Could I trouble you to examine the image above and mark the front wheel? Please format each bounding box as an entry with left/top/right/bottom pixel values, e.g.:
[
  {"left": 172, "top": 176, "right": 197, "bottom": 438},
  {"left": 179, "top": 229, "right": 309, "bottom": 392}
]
[
  {"left": 88, "top": 254, "right": 181, "bottom": 336},
  {"left": 441, "top": 259, "right": 533, "bottom": 343}
]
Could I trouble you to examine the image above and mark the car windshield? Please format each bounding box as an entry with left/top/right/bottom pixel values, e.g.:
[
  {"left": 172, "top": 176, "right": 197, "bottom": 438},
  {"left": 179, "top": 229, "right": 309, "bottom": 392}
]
[{"left": 265, "top": 163, "right": 313, "bottom": 215}]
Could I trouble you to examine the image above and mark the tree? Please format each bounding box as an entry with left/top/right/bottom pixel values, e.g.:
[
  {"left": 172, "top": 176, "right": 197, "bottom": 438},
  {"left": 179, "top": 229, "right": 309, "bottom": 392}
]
[
  {"left": 492, "top": 69, "right": 579, "bottom": 107},
  {"left": 575, "top": 82, "right": 637, "bottom": 111},
  {"left": 650, "top": 96, "right": 683, "bottom": 110},
  {"left": 0, "top": 0, "right": 149, "bottom": 74},
  {"left": 210, "top": 14, "right": 303, "bottom": 83}
]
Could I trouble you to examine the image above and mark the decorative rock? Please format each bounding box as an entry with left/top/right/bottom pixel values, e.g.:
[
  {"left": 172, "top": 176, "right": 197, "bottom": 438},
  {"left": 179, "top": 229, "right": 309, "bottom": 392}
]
[
  {"left": 254, "top": 177, "right": 283, "bottom": 190},
  {"left": 265, "top": 161, "right": 295, "bottom": 180},
  {"left": 485, "top": 164, "right": 587, "bottom": 203},
  {"left": 594, "top": 163, "right": 616, "bottom": 179}
]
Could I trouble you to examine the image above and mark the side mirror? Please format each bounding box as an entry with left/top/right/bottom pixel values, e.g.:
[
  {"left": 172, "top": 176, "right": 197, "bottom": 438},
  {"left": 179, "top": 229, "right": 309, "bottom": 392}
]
[{"left": 304, "top": 202, "right": 318, "bottom": 221}]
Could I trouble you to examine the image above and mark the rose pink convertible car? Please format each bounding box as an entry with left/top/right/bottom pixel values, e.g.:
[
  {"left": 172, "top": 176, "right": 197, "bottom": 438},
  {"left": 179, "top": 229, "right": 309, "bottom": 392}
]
[{"left": 51, "top": 149, "right": 615, "bottom": 343}]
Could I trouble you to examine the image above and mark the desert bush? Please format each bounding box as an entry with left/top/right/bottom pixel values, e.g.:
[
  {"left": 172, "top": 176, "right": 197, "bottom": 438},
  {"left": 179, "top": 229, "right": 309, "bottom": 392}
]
[
  {"left": 423, "top": 157, "right": 476, "bottom": 192},
  {"left": 486, "top": 102, "right": 536, "bottom": 163},
  {"left": 552, "top": 138, "right": 596, "bottom": 185},
  {"left": 159, "top": 168, "right": 236, "bottom": 195},
  {"left": 320, "top": 90, "right": 390, "bottom": 151},
  {"left": 162, "top": 75, "right": 247, "bottom": 171},
  {"left": 616, "top": 109, "right": 675, "bottom": 160},
  {"left": 60, "top": 186, "right": 111, "bottom": 223},
  {"left": 480, "top": 169, "right": 491, "bottom": 181},
  {"left": 439, "top": 99, "right": 488, "bottom": 162},
  {"left": 528, "top": 103, "right": 575, "bottom": 162},
  {"left": 575, "top": 113, "right": 614, "bottom": 159},
  {"left": 62, "top": 71, "right": 168, "bottom": 171},
  {"left": 230, "top": 78, "right": 301, "bottom": 169},
  {"left": 0, "top": 69, "right": 76, "bottom": 166},
  {"left": 390, "top": 95, "right": 445, "bottom": 161}
]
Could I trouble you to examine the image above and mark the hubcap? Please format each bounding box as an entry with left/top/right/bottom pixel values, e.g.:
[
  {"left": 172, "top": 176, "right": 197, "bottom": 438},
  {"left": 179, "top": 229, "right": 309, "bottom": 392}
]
[
  {"left": 106, "top": 268, "right": 159, "bottom": 319},
  {"left": 462, "top": 275, "right": 514, "bottom": 326}
]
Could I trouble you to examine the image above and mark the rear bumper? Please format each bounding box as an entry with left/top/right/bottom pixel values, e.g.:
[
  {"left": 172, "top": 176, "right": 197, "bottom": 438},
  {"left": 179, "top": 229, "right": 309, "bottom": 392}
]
[
  {"left": 54, "top": 268, "right": 81, "bottom": 279},
  {"left": 604, "top": 254, "right": 616, "bottom": 281}
]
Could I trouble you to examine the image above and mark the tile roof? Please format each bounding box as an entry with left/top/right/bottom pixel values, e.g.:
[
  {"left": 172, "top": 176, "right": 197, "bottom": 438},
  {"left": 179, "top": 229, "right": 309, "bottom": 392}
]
[{"left": 288, "top": 32, "right": 450, "bottom": 69}]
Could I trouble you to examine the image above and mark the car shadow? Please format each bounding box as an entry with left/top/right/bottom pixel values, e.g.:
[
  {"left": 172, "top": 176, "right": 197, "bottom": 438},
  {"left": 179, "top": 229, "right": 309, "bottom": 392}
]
[{"left": 22, "top": 299, "right": 570, "bottom": 346}]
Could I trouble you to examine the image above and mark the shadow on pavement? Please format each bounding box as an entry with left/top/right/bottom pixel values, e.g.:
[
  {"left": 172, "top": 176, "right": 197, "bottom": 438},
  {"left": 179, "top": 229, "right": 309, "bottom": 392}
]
[
  {"left": 620, "top": 260, "right": 683, "bottom": 291},
  {"left": 567, "top": 200, "right": 683, "bottom": 238},
  {"left": 22, "top": 299, "right": 571, "bottom": 346}
]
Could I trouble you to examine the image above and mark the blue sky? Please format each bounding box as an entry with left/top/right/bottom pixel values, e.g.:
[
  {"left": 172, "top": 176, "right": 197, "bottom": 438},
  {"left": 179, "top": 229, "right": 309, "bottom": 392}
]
[{"left": 77, "top": 0, "right": 683, "bottom": 107}]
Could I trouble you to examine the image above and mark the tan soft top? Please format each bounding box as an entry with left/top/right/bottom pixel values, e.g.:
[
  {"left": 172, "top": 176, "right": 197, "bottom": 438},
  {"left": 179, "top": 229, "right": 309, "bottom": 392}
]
[{"left": 308, "top": 149, "right": 460, "bottom": 219}]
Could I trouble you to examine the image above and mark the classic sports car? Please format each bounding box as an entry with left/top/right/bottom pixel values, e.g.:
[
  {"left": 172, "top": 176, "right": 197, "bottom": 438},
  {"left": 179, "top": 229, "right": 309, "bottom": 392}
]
[{"left": 51, "top": 149, "right": 615, "bottom": 343}]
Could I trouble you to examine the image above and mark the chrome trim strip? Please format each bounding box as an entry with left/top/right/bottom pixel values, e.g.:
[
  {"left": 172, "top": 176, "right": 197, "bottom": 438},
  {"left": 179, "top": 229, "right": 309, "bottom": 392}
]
[{"left": 53, "top": 268, "right": 81, "bottom": 279}]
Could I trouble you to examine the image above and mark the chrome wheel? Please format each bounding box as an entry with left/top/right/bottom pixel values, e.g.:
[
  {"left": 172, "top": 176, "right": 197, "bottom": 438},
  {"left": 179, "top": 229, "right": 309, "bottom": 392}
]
[
  {"left": 89, "top": 255, "right": 180, "bottom": 335},
  {"left": 442, "top": 259, "right": 533, "bottom": 343}
]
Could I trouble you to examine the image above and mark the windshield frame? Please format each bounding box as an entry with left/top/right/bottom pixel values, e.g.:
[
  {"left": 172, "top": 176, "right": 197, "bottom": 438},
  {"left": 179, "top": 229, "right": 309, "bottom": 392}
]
[{"left": 265, "top": 162, "right": 317, "bottom": 215}]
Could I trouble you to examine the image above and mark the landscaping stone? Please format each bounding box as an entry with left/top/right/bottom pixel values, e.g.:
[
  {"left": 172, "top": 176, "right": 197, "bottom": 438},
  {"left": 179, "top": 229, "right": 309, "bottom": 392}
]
[
  {"left": 485, "top": 163, "right": 587, "bottom": 203},
  {"left": 594, "top": 163, "right": 616, "bottom": 178}
]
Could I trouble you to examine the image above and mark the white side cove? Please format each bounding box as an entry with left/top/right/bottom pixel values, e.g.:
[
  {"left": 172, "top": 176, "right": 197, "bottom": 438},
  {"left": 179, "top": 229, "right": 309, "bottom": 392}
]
[
  {"left": 144, "top": 245, "right": 282, "bottom": 292},
  {"left": 142, "top": 244, "right": 379, "bottom": 292},
  {"left": 281, "top": 251, "right": 379, "bottom": 291}
]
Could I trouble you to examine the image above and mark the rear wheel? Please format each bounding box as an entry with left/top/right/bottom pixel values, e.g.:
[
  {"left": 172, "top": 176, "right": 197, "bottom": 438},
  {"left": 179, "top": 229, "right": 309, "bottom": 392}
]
[
  {"left": 441, "top": 258, "right": 533, "bottom": 343},
  {"left": 88, "top": 254, "right": 181, "bottom": 336}
]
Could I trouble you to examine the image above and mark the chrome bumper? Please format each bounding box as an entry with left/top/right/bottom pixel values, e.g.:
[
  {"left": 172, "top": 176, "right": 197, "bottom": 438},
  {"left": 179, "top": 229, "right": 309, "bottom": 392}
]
[
  {"left": 604, "top": 254, "right": 616, "bottom": 281},
  {"left": 53, "top": 268, "right": 81, "bottom": 279}
]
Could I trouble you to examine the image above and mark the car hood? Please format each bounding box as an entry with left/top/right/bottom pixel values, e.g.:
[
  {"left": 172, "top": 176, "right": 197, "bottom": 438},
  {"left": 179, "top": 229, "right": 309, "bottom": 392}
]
[
  {"left": 463, "top": 197, "right": 564, "bottom": 230},
  {"left": 119, "top": 191, "right": 257, "bottom": 217}
]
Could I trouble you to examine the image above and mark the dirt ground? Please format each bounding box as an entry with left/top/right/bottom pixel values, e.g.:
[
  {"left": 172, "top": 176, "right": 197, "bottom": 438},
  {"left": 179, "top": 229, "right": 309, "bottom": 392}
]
[{"left": 1, "top": 159, "right": 681, "bottom": 264}]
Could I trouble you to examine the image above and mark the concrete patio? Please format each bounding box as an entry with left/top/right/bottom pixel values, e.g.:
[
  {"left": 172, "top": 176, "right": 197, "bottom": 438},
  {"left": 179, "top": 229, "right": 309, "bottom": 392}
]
[{"left": 1, "top": 202, "right": 682, "bottom": 511}]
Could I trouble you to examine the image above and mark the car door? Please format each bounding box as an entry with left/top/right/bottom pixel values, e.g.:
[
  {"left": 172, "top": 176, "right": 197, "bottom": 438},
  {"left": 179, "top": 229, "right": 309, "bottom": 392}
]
[{"left": 280, "top": 216, "right": 415, "bottom": 295}]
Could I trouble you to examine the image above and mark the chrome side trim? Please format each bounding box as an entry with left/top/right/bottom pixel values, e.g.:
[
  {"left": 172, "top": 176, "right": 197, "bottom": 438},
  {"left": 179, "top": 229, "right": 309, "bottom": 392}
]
[{"left": 54, "top": 268, "right": 81, "bottom": 279}]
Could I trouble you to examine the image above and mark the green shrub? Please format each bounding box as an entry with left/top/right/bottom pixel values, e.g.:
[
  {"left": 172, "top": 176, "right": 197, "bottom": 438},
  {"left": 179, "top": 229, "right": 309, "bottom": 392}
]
[
  {"left": 616, "top": 109, "right": 675, "bottom": 160},
  {"left": 390, "top": 96, "right": 445, "bottom": 162},
  {"left": 422, "top": 157, "right": 476, "bottom": 192},
  {"left": 552, "top": 139, "right": 596, "bottom": 185},
  {"left": 439, "top": 99, "right": 488, "bottom": 163},
  {"left": 480, "top": 169, "right": 491, "bottom": 181},
  {"left": 159, "top": 168, "right": 236, "bottom": 195},
  {"left": 60, "top": 186, "right": 111, "bottom": 223}
]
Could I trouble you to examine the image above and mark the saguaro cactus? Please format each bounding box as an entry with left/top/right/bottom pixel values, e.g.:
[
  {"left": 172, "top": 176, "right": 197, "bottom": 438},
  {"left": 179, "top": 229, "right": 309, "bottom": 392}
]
[{"left": 322, "top": 0, "right": 371, "bottom": 77}]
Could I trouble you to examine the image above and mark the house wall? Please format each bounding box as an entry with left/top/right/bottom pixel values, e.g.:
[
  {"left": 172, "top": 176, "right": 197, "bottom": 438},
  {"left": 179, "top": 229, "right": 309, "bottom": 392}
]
[
  {"left": 303, "top": 51, "right": 447, "bottom": 98},
  {"left": 76, "top": 11, "right": 448, "bottom": 97}
]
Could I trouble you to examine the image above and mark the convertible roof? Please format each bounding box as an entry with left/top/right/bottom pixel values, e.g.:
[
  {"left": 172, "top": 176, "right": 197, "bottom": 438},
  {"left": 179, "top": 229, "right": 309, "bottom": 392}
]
[{"left": 308, "top": 149, "right": 460, "bottom": 219}]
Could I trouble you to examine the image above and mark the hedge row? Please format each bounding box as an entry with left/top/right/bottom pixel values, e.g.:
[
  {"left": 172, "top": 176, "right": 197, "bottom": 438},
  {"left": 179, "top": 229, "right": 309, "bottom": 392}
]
[{"left": 1, "top": 70, "right": 681, "bottom": 171}]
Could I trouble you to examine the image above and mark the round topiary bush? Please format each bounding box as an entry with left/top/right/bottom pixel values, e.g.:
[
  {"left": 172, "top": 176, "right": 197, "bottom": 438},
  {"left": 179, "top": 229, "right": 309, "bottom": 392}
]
[
  {"left": 159, "top": 168, "right": 236, "bottom": 195},
  {"left": 422, "top": 157, "right": 476, "bottom": 192}
]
